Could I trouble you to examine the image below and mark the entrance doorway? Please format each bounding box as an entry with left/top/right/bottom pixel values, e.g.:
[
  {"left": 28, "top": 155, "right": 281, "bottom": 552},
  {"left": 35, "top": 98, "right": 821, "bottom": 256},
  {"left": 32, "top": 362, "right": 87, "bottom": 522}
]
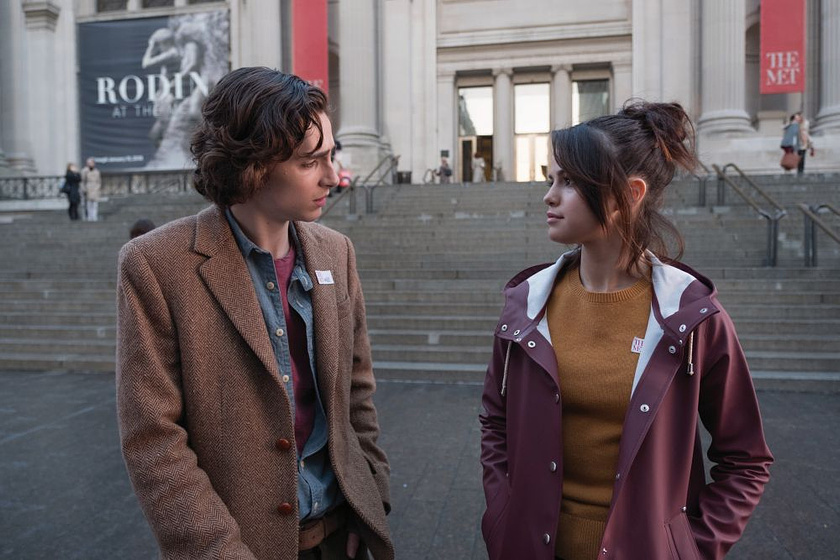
[{"left": 460, "top": 135, "right": 493, "bottom": 182}]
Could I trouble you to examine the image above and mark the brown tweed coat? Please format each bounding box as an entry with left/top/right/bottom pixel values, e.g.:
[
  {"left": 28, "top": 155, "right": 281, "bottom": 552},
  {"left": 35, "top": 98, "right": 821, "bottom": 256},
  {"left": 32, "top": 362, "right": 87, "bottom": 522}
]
[{"left": 116, "top": 205, "right": 393, "bottom": 559}]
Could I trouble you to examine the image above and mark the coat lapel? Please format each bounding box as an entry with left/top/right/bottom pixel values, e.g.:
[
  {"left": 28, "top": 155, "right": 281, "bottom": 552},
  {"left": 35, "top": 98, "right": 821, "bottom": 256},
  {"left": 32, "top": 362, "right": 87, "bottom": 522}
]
[
  {"left": 294, "top": 222, "right": 341, "bottom": 397},
  {"left": 194, "top": 206, "right": 280, "bottom": 379}
]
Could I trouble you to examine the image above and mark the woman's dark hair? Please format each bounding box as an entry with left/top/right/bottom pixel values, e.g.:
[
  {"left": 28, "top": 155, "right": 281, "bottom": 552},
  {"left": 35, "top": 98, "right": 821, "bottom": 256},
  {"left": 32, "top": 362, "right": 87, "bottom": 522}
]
[
  {"left": 191, "top": 67, "right": 329, "bottom": 207},
  {"left": 550, "top": 100, "right": 697, "bottom": 271}
]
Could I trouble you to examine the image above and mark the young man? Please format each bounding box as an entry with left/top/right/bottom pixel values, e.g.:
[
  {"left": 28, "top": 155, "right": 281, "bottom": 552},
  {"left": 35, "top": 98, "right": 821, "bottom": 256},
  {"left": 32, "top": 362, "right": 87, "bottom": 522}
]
[{"left": 116, "top": 67, "right": 393, "bottom": 560}]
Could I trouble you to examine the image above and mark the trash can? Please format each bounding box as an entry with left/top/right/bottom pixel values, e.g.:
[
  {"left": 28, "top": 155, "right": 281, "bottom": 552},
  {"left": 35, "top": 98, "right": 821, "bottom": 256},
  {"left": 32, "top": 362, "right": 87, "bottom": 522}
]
[{"left": 396, "top": 171, "right": 412, "bottom": 184}]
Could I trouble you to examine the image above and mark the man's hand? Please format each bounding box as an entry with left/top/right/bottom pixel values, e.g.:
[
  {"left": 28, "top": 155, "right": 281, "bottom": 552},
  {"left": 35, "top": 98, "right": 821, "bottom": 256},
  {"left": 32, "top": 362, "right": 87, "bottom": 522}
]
[{"left": 346, "top": 530, "right": 360, "bottom": 558}]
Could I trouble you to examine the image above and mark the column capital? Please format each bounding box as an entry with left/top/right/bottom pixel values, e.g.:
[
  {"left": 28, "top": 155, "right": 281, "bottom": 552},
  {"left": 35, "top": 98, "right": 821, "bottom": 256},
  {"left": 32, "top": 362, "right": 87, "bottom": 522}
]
[
  {"left": 492, "top": 67, "right": 514, "bottom": 78},
  {"left": 550, "top": 64, "right": 573, "bottom": 75},
  {"left": 23, "top": 1, "right": 60, "bottom": 32}
]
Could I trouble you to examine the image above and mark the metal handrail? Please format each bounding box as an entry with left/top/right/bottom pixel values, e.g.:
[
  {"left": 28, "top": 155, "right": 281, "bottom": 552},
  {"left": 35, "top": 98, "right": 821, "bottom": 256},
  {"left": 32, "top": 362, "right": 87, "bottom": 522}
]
[
  {"left": 358, "top": 154, "right": 401, "bottom": 214},
  {"left": 712, "top": 163, "right": 787, "bottom": 267},
  {"left": 716, "top": 163, "right": 786, "bottom": 213},
  {"left": 799, "top": 203, "right": 840, "bottom": 267},
  {"left": 318, "top": 177, "right": 359, "bottom": 221}
]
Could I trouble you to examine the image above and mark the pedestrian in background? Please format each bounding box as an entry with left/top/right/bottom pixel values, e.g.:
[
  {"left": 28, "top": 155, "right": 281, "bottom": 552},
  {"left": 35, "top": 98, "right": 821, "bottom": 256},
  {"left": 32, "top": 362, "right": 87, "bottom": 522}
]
[
  {"left": 480, "top": 101, "right": 772, "bottom": 560},
  {"left": 472, "top": 152, "right": 486, "bottom": 183},
  {"left": 797, "top": 115, "right": 815, "bottom": 175},
  {"left": 779, "top": 113, "right": 801, "bottom": 171},
  {"left": 436, "top": 157, "right": 453, "bottom": 184},
  {"left": 81, "top": 157, "right": 102, "bottom": 221},
  {"left": 62, "top": 163, "right": 82, "bottom": 221},
  {"left": 129, "top": 218, "right": 156, "bottom": 239},
  {"left": 116, "top": 67, "right": 393, "bottom": 560}
]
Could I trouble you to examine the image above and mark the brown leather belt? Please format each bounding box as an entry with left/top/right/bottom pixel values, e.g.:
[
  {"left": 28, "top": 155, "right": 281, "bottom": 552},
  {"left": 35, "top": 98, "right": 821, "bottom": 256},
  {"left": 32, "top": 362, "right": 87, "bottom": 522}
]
[{"left": 298, "top": 504, "right": 348, "bottom": 551}]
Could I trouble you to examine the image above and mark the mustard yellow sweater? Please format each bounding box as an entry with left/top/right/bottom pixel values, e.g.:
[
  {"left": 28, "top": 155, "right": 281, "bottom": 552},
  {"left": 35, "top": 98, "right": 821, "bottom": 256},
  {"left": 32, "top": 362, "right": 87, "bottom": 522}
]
[{"left": 546, "top": 267, "right": 652, "bottom": 560}]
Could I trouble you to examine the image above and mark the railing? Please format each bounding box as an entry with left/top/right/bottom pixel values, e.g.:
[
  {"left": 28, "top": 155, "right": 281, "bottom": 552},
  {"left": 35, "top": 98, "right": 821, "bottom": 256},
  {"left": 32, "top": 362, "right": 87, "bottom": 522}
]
[
  {"left": 798, "top": 203, "right": 840, "bottom": 267},
  {"left": 356, "top": 154, "right": 401, "bottom": 214},
  {"left": 318, "top": 177, "right": 360, "bottom": 222},
  {"left": 712, "top": 163, "right": 787, "bottom": 267},
  {"left": 0, "top": 169, "right": 195, "bottom": 200}
]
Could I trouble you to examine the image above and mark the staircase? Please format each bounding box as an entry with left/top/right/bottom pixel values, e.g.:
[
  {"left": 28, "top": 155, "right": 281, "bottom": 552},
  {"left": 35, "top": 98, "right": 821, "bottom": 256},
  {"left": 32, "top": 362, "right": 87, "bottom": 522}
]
[{"left": 0, "top": 175, "right": 838, "bottom": 381}]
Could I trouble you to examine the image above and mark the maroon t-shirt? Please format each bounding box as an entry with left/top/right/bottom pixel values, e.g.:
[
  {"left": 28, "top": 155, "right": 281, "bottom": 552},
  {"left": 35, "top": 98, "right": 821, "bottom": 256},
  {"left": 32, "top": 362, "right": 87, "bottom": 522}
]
[{"left": 273, "top": 244, "right": 316, "bottom": 455}]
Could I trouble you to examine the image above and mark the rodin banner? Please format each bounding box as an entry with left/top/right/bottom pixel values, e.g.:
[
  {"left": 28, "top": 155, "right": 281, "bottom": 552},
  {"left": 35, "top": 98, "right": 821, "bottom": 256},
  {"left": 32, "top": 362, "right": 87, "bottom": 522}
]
[
  {"left": 760, "top": 0, "right": 806, "bottom": 94},
  {"left": 78, "top": 11, "right": 230, "bottom": 171}
]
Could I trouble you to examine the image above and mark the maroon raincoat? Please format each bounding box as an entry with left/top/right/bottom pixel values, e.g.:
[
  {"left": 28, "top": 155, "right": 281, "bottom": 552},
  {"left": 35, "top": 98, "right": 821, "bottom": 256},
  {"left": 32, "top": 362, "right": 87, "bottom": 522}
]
[{"left": 480, "top": 252, "right": 772, "bottom": 560}]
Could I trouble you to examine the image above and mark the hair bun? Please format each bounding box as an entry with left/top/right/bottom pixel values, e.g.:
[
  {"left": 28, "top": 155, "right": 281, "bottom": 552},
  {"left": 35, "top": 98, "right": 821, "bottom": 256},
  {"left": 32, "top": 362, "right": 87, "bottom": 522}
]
[{"left": 620, "top": 100, "right": 696, "bottom": 171}]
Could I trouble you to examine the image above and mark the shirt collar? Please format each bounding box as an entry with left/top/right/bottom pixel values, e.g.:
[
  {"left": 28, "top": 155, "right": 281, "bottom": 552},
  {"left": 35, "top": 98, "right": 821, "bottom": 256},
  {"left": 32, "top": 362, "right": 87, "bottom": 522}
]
[{"left": 225, "top": 208, "right": 313, "bottom": 292}]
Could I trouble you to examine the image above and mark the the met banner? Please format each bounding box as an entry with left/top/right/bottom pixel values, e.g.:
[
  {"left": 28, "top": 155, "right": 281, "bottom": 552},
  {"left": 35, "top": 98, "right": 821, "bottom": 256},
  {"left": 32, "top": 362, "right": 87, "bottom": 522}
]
[
  {"left": 78, "top": 11, "right": 229, "bottom": 171},
  {"left": 760, "top": 0, "right": 806, "bottom": 94},
  {"left": 292, "top": 0, "right": 328, "bottom": 94}
]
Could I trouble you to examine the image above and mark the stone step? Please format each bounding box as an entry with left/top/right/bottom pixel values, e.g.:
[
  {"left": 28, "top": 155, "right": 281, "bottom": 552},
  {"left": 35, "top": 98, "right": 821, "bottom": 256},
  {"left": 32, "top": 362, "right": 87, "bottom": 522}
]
[
  {"left": 0, "top": 324, "right": 115, "bottom": 340},
  {"left": 0, "top": 352, "right": 114, "bottom": 373},
  {"left": 0, "top": 311, "right": 115, "bottom": 326},
  {"left": 0, "top": 338, "right": 115, "bottom": 356}
]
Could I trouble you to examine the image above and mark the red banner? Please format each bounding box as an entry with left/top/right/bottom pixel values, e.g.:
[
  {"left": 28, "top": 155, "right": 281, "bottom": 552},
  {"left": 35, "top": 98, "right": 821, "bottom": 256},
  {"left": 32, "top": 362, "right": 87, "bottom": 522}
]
[
  {"left": 760, "top": 0, "right": 806, "bottom": 94},
  {"left": 292, "top": 0, "right": 329, "bottom": 95}
]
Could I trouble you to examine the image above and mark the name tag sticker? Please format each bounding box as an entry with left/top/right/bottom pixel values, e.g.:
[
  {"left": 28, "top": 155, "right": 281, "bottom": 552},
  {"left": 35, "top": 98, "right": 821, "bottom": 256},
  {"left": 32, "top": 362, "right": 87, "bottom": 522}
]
[
  {"left": 631, "top": 337, "right": 644, "bottom": 354},
  {"left": 315, "top": 270, "right": 334, "bottom": 285}
]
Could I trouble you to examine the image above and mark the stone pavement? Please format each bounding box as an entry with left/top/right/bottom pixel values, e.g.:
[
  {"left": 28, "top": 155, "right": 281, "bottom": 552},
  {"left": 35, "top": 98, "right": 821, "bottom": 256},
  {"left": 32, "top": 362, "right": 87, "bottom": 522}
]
[{"left": 0, "top": 370, "right": 838, "bottom": 559}]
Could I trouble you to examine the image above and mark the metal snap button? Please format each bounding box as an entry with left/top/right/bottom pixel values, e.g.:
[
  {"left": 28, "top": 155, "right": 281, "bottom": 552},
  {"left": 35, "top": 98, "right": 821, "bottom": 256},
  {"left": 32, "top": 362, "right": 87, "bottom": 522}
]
[
  {"left": 679, "top": 324, "right": 686, "bottom": 333},
  {"left": 527, "top": 341, "right": 536, "bottom": 348},
  {"left": 700, "top": 308, "right": 708, "bottom": 314},
  {"left": 513, "top": 329, "right": 521, "bottom": 336},
  {"left": 640, "top": 404, "right": 650, "bottom": 413},
  {"left": 668, "top": 346, "right": 676, "bottom": 354},
  {"left": 501, "top": 324, "right": 508, "bottom": 332}
]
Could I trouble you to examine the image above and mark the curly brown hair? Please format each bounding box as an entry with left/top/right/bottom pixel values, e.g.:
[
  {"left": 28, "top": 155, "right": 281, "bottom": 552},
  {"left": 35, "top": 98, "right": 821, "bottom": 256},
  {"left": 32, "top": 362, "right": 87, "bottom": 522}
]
[{"left": 191, "top": 67, "right": 329, "bottom": 207}]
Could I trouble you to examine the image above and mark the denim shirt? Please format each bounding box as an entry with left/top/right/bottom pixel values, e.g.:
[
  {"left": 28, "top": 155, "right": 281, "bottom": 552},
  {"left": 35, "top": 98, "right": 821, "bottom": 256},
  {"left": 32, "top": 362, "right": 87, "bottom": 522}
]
[{"left": 225, "top": 209, "right": 342, "bottom": 520}]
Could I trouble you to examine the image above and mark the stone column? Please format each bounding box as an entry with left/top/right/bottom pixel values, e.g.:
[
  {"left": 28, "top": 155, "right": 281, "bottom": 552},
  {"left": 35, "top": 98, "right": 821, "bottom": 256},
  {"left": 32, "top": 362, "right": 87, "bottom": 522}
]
[
  {"left": 697, "top": 0, "right": 753, "bottom": 134},
  {"left": 551, "top": 65, "right": 572, "bottom": 130},
  {"left": 1, "top": 0, "right": 35, "bottom": 173},
  {"left": 815, "top": 0, "right": 840, "bottom": 132},
  {"left": 24, "top": 0, "right": 61, "bottom": 174},
  {"left": 337, "top": 0, "right": 383, "bottom": 177},
  {"left": 612, "top": 61, "right": 633, "bottom": 114},
  {"left": 437, "top": 70, "right": 456, "bottom": 175},
  {"left": 492, "top": 68, "right": 514, "bottom": 182}
]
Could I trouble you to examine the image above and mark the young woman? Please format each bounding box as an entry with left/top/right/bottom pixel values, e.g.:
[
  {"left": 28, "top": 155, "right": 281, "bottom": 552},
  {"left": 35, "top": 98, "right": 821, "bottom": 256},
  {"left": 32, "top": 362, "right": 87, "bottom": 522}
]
[
  {"left": 62, "top": 163, "right": 82, "bottom": 221},
  {"left": 480, "top": 101, "right": 772, "bottom": 560}
]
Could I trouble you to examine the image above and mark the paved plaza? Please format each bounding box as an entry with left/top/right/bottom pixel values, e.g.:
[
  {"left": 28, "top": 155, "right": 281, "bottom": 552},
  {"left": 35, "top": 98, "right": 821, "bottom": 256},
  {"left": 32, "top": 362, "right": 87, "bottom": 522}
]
[{"left": 1, "top": 370, "right": 838, "bottom": 559}]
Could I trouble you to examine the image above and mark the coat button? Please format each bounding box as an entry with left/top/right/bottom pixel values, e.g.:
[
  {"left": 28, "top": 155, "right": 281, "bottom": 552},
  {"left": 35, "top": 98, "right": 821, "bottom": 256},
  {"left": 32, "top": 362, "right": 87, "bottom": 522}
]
[
  {"left": 549, "top": 461, "right": 557, "bottom": 472},
  {"left": 282, "top": 374, "right": 290, "bottom": 383},
  {"left": 543, "top": 533, "right": 551, "bottom": 544},
  {"left": 679, "top": 324, "right": 686, "bottom": 333},
  {"left": 527, "top": 341, "right": 536, "bottom": 348},
  {"left": 668, "top": 345, "right": 676, "bottom": 354},
  {"left": 555, "top": 393, "right": 560, "bottom": 403},
  {"left": 275, "top": 438, "right": 291, "bottom": 451},
  {"left": 501, "top": 324, "right": 508, "bottom": 332},
  {"left": 640, "top": 404, "right": 650, "bottom": 413},
  {"left": 277, "top": 502, "right": 293, "bottom": 515}
]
